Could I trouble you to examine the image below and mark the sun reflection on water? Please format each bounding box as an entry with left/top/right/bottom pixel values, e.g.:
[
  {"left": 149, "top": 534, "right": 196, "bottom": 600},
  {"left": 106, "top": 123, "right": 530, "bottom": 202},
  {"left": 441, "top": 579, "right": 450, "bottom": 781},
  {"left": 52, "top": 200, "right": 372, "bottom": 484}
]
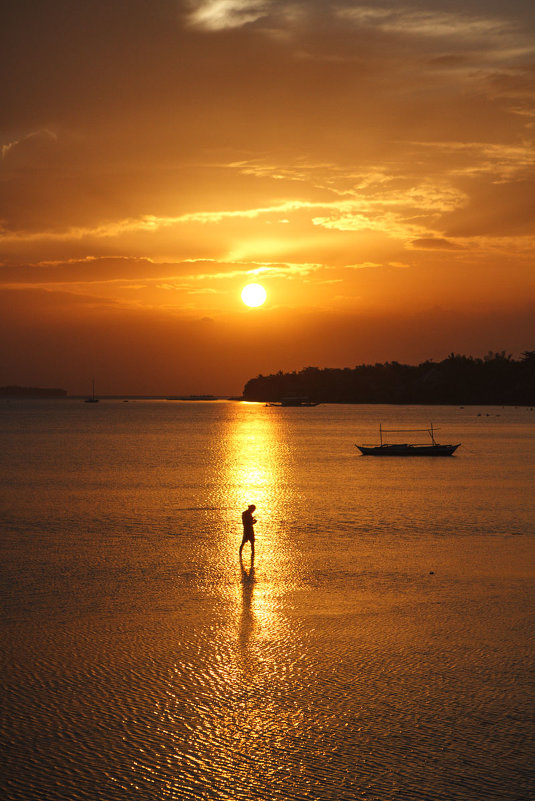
[
  {"left": 139, "top": 405, "right": 309, "bottom": 798},
  {"left": 220, "top": 407, "right": 293, "bottom": 652},
  {"left": 223, "top": 406, "right": 291, "bottom": 522}
]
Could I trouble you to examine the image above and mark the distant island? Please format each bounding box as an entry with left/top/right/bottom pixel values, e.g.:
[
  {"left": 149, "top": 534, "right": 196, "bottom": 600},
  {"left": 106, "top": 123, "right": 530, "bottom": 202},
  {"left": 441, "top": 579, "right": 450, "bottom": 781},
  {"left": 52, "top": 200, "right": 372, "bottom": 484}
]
[
  {"left": 0, "top": 386, "right": 68, "bottom": 398},
  {"left": 242, "top": 351, "right": 535, "bottom": 405}
]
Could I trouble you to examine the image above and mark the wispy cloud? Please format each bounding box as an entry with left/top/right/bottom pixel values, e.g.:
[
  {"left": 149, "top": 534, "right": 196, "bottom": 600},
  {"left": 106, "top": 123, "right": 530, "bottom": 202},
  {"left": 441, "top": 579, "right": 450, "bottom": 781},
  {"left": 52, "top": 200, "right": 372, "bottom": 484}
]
[
  {"left": 410, "top": 238, "right": 464, "bottom": 250},
  {"left": 0, "top": 256, "right": 328, "bottom": 293},
  {"left": 311, "top": 183, "right": 466, "bottom": 239},
  {"left": 333, "top": 4, "right": 535, "bottom": 77},
  {"left": 0, "top": 181, "right": 466, "bottom": 247},
  {"left": 186, "top": 0, "right": 269, "bottom": 30},
  {"left": 0, "top": 203, "right": 312, "bottom": 243},
  {"left": 409, "top": 141, "right": 535, "bottom": 180},
  {"left": 336, "top": 5, "right": 513, "bottom": 42},
  {"left": 344, "top": 261, "right": 383, "bottom": 269},
  {"left": 1, "top": 128, "right": 57, "bottom": 161}
]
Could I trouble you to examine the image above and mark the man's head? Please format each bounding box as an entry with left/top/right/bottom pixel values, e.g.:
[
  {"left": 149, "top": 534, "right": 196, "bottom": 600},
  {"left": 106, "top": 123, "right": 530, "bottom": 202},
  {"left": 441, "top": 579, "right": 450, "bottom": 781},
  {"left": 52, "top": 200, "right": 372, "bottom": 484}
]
[{"left": 248, "top": 504, "right": 256, "bottom": 511}]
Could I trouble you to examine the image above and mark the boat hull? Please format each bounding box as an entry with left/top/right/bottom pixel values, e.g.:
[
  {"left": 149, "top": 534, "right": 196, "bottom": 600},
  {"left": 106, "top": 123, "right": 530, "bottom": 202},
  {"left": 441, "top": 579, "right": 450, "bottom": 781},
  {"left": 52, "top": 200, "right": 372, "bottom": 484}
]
[{"left": 356, "top": 444, "right": 460, "bottom": 456}]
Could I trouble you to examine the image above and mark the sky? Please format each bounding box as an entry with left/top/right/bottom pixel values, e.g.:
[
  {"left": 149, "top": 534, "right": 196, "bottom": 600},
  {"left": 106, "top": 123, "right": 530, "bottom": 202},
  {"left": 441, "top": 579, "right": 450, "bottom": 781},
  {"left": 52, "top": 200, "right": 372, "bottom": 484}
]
[{"left": 1, "top": 0, "right": 534, "bottom": 395}]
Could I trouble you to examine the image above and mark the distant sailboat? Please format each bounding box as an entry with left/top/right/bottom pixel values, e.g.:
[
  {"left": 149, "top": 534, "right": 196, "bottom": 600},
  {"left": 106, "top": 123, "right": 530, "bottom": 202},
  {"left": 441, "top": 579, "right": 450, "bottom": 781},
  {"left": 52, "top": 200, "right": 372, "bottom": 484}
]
[{"left": 84, "top": 379, "right": 99, "bottom": 403}]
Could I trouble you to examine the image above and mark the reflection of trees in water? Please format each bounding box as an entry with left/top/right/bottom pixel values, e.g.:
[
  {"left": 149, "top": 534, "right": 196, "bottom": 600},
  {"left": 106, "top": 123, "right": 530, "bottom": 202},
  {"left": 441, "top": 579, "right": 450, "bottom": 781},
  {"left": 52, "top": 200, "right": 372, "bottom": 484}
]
[{"left": 239, "top": 558, "right": 256, "bottom": 649}]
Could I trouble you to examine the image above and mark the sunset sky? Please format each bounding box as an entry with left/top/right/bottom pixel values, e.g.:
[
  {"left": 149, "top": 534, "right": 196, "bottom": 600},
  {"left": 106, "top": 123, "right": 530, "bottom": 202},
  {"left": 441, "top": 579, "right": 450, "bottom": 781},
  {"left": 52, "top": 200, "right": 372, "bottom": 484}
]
[{"left": 1, "top": 0, "right": 534, "bottom": 394}]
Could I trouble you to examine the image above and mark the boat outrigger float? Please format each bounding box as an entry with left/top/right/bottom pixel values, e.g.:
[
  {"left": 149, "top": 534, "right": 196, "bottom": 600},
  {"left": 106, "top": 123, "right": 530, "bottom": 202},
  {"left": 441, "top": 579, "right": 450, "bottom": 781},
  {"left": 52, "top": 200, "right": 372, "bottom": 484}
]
[{"left": 356, "top": 424, "right": 460, "bottom": 456}]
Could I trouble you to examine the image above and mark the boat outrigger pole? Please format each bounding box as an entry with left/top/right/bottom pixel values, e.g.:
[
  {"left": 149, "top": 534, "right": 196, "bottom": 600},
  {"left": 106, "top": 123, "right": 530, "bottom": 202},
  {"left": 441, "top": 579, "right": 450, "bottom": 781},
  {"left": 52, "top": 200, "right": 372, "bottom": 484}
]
[{"left": 376, "top": 424, "right": 440, "bottom": 445}]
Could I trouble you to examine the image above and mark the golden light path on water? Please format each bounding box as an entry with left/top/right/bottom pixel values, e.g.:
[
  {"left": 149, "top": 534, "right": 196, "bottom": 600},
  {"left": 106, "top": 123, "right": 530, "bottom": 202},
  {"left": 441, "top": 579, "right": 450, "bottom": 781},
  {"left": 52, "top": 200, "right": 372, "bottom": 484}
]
[{"left": 142, "top": 404, "right": 316, "bottom": 800}]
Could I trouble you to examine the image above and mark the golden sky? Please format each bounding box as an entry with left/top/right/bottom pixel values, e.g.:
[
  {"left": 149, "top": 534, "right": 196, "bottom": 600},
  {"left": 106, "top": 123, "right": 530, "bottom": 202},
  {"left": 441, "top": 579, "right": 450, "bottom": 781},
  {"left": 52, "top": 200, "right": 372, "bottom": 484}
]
[{"left": 1, "top": 0, "right": 534, "bottom": 394}]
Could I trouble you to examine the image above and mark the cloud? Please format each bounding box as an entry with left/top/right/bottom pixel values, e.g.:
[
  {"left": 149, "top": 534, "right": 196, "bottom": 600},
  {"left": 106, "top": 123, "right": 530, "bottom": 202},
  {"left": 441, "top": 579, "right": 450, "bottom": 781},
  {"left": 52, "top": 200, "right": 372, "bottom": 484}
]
[
  {"left": 410, "top": 238, "right": 464, "bottom": 250},
  {"left": 0, "top": 257, "right": 197, "bottom": 288},
  {"left": 0, "top": 255, "right": 328, "bottom": 296},
  {"left": 0, "top": 175, "right": 469, "bottom": 254},
  {"left": 336, "top": 5, "right": 514, "bottom": 42},
  {"left": 186, "top": 0, "right": 270, "bottom": 30},
  {"left": 0, "top": 286, "right": 118, "bottom": 310},
  {"left": 1, "top": 128, "right": 57, "bottom": 162},
  {"left": 0, "top": 202, "right": 315, "bottom": 243},
  {"left": 410, "top": 141, "right": 535, "bottom": 180},
  {"left": 311, "top": 186, "right": 464, "bottom": 239},
  {"left": 444, "top": 178, "right": 535, "bottom": 237},
  {"left": 344, "top": 261, "right": 387, "bottom": 269},
  {"left": 178, "top": 260, "right": 323, "bottom": 282}
]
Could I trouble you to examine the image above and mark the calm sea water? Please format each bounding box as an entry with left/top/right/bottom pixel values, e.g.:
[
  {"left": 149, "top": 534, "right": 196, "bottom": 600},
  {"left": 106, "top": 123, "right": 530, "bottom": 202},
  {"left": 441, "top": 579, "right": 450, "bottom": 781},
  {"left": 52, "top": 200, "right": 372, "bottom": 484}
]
[{"left": 1, "top": 400, "right": 534, "bottom": 801}]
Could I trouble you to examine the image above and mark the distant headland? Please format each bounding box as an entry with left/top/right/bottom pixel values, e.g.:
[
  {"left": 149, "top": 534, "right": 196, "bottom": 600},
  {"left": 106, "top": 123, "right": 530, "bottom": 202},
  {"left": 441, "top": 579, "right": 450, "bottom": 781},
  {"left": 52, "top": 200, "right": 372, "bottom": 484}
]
[
  {"left": 0, "top": 386, "right": 68, "bottom": 398},
  {"left": 242, "top": 351, "right": 535, "bottom": 405}
]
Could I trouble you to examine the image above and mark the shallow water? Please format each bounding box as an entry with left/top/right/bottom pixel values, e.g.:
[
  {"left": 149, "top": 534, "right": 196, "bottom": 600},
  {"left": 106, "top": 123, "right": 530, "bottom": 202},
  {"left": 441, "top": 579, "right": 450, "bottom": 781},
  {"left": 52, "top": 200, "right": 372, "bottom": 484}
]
[{"left": 1, "top": 400, "right": 534, "bottom": 800}]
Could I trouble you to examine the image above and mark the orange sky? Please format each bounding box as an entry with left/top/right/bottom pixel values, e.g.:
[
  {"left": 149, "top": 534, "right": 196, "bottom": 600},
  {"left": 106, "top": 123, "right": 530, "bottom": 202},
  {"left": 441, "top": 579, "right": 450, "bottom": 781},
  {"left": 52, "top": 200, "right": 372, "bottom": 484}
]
[{"left": 1, "top": 1, "right": 534, "bottom": 394}]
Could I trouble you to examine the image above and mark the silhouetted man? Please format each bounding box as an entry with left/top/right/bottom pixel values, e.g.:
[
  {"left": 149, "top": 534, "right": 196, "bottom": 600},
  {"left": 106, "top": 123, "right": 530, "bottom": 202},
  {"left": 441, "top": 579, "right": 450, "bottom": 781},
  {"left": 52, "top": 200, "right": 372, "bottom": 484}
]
[{"left": 240, "top": 504, "right": 257, "bottom": 559}]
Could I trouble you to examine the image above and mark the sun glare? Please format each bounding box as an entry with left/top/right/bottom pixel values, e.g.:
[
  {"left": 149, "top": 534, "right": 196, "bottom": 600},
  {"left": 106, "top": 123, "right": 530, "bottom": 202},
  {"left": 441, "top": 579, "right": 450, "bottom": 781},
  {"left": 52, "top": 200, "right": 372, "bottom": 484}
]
[{"left": 241, "top": 283, "right": 267, "bottom": 307}]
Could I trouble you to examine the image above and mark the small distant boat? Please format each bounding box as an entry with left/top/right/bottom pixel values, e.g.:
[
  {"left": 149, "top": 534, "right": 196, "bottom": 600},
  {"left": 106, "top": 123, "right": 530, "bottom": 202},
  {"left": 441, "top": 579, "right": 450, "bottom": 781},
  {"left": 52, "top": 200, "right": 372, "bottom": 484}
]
[
  {"left": 84, "top": 380, "right": 99, "bottom": 403},
  {"left": 267, "top": 396, "right": 320, "bottom": 407},
  {"left": 356, "top": 424, "right": 460, "bottom": 456}
]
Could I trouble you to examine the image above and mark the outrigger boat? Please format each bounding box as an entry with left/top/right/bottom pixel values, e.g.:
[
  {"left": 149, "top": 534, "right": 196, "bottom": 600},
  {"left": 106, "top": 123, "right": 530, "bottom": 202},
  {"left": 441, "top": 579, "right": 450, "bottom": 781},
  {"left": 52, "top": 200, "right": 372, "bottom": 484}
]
[{"left": 356, "top": 424, "right": 460, "bottom": 456}]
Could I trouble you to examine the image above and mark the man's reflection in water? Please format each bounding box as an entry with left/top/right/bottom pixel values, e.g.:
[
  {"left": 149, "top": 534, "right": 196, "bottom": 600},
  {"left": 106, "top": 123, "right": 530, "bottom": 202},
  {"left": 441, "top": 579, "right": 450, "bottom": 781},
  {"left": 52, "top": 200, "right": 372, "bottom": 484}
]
[{"left": 239, "top": 555, "right": 256, "bottom": 648}]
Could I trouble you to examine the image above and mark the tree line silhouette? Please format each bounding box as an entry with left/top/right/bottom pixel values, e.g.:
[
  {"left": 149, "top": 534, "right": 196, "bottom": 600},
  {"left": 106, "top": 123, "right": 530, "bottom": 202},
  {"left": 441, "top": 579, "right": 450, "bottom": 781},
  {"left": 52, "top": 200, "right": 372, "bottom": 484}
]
[
  {"left": 0, "top": 385, "right": 67, "bottom": 398},
  {"left": 242, "top": 351, "right": 535, "bottom": 405}
]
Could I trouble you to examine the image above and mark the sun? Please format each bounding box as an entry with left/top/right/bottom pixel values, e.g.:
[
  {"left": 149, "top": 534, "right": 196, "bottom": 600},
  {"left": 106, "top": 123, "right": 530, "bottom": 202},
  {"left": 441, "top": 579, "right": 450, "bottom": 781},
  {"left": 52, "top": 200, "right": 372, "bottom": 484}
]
[{"left": 241, "top": 283, "right": 267, "bottom": 307}]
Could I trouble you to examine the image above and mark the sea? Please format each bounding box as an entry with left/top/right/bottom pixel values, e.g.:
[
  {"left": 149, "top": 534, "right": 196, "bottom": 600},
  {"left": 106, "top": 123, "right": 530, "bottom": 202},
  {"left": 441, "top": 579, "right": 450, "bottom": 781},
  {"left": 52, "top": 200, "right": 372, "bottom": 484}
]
[{"left": 1, "top": 400, "right": 534, "bottom": 801}]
